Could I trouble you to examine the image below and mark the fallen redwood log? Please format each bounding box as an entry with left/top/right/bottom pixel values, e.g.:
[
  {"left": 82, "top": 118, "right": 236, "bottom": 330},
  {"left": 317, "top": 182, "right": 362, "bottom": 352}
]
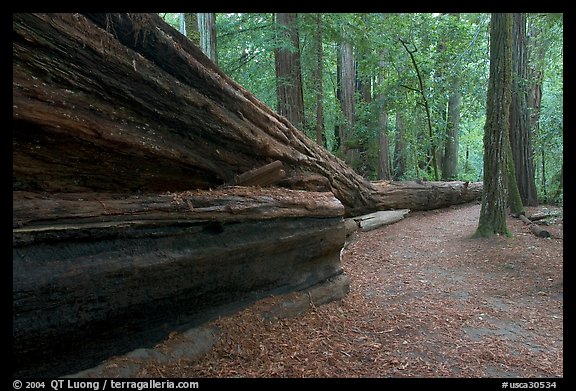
[
  {"left": 13, "top": 13, "right": 482, "bottom": 216},
  {"left": 13, "top": 187, "right": 347, "bottom": 377},
  {"left": 12, "top": 13, "right": 377, "bottom": 216},
  {"left": 371, "top": 180, "right": 482, "bottom": 210}
]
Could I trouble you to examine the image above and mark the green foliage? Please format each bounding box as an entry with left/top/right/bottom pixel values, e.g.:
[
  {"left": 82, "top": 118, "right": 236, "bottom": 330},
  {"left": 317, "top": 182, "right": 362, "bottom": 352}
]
[{"left": 159, "top": 13, "right": 562, "bottom": 191}]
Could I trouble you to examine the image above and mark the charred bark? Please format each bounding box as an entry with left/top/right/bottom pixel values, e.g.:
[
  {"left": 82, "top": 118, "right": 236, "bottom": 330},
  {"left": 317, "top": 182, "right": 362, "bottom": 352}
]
[{"left": 13, "top": 187, "right": 346, "bottom": 377}]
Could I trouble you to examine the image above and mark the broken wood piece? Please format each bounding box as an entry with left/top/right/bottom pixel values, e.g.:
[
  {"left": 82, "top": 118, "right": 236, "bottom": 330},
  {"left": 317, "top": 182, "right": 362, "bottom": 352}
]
[
  {"left": 528, "top": 210, "right": 561, "bottom": 222},
  {"left": 353, "top": 209, "right": 410, "bottom": 232},
  {"left": 518, "top": 214, "right": 551, "bottom": 238},
  {"left": 232, "top": 160, "right": 286, "bottom": 186}
]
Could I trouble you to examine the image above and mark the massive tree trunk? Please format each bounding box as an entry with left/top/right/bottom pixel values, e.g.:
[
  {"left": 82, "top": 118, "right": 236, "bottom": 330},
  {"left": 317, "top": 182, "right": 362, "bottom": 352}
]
[
  {"left": 442, "top": 83, "right": 461, "bottom": 181},
  {"left": 510, "top": 13, "right": 537, "bottom": 206},
  {"left": 13, "top": 187, "right": 346, "bottom": 377},
  {"left": 14, "top": 13, "right": 379, "bottom": 216},
  {"left": 474, "top": 13, "right": 513, "bottom": 238},
  {"left": 13, "top": 13, "right": 485, "bottom": 376},
  {"left": 274, "top": 13, "right": 305, "bottom": 131}
]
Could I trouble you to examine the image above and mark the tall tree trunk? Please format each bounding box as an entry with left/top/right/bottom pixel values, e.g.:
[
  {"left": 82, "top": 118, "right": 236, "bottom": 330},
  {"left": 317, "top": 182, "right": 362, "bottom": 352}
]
[
  {"left": 340, "top": 40, "right": 356, "bottom": 163},
  {"left": 393, "top": 110, "right": 407, "bottom": 180},
  {"left": 474, "top": 13, "right": 513, "bottom": 238},
  {"left": 183, "top": 13, "right": 200, "bottom": 45},
  {"left": 313, "top": 14, "right": 326, "bottom": 147},
  {"left": 274, "top": 13, "right": 305, "bottom": 131},
  {"left": 197, "top": 13, "right": 217, "bottom": 65},
  {"left": 527, "top": 18, "right": 545, "bottom": 200},
  {"left": 442, "top": 83, "right": 461, "bottom": 180},
  {"left": 333, "top": 43, "right": 342, "bottom": 152},
  {"left": 510, "top": 13, "right": 537, "bottom": 206},
  {"left": 440, "top": 13, "right": 461, "bottom": 181},
  {"left": 377, "top": 57, "right": 391, "bottom": 180}
]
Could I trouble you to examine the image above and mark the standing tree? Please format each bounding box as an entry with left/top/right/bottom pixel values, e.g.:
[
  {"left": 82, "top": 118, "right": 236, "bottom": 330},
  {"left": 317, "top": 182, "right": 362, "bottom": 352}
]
[
  {"left": 441, "top": 14, "right": 462, "bottom": 181},
  {"left": 313, "top": 13, "right": 326, "bottom": 147},
  {"left": 510, "top": 13, "right": 537, "bottom": 206},
  {"left": 183, "top": 13, "right": 200, "bottom": 45},
  {"left": 376, "top": 54, "right": 391, "bottom": 180},
  {"left": 393, "top": 109, "right": 407, "bottom": 180},
  {"left": 274, "top": 13, "right": 305, "bottom": 131},
  {"left": 340, "top": 39, "right": 356, "bottom": 163},
  {"left": 198, "top": 13, "right": 217, "bottom": 64},
  {"left": 474, "top": 13, "right": 513, "bottom": 238}
]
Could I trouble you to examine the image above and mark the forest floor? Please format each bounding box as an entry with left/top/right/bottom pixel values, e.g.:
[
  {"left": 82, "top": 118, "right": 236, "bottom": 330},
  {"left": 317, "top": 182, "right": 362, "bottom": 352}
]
[{"left": 88, "top": 202, "right": 563, "bottom": 378}]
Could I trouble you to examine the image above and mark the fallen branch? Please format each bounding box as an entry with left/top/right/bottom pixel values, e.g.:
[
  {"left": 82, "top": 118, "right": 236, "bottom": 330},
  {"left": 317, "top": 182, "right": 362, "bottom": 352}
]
[{"left": 518, "top": 214, "right": 551, "bottom": 238}]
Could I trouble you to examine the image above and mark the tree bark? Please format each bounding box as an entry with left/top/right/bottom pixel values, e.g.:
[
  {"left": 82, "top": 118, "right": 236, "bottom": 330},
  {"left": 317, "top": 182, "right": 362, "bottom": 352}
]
[
  {"left": 376, "top": 56, "right": 391, "bottom": 180},
  {"left": 274, "top": 13, "right": 305, "bottom": 131},
  {"left": 13, "top": 187, "right": 346, "bottom": 377},
  {"left": 393, "top": 110, "right": 407, "bottom": 179},
  {"left": 474, "top": 13, "right": 513, "bottom": 238},
  {"left": 442, "top": 83, "right": 461, "bottom": 180},
  {"left": 313, "top": 14, "right": 326, "bottom": 147},
  {"left": 340, "top": 40, "right": 356, "bottom": 162},
  {"left": 372, "top": 180, "right": 482, "bottom": 211},
  {"left": 198, "top": 13, "right": 218, "bottom": 65},
  {"left": 510, "top": 13, "right": 537, "bottom": 206},
  {"left": 184, "top": 13, "right": 200, "bottom": 45},
  {"left": 13, "top": 13, "right": 485, "bottom": 218}
]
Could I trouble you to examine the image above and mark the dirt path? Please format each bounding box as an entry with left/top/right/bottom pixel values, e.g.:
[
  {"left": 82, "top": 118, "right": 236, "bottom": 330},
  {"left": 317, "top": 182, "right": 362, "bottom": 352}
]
[{"left": 87, "top": 202, "right": 563, "bottom": 378}]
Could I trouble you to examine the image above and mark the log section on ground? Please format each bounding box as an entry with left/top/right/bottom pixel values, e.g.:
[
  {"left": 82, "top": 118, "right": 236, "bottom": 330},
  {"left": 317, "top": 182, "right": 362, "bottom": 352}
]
[{"left": 13, "top": 187, "right": 346, "bottom": 377}]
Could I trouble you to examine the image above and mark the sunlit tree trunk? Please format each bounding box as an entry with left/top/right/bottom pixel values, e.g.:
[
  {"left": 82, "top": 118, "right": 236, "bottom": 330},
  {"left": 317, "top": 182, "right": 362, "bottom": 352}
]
[
  {"left": 474, "top": 13, "right": 513, "bottom": 238},
  {"left": 510, "top": 13, "right": 537, "bottom": 206},
  {"left": 197, "top": 13, "right": 217, "bottom": 64},
  {"left": 274, "top": 13, "right": 305, "bottom": 131}
]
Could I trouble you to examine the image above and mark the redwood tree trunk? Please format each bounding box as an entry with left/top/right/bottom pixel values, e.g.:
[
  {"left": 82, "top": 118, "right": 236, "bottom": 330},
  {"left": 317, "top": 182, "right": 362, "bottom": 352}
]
[
  {"left": 510, "top": 13, "right": 537, "bottom": 206},
  {"left": 475, "top": 13, "right": 513, "bottom": 238},
  {"left": 340, "top": 40, "right": 356, "bottom": 162},
  {"left": 274, "top": 13, "right": 305, "bottom": 131},
  {"left": 313, "top": 13, "right": 326, "bottom": 147},
  {"left": 393, "top": 110, "right": 407, "bottom": 179},
  {"left": 198, "top": 13, "right": 217, "bottom": 65}
]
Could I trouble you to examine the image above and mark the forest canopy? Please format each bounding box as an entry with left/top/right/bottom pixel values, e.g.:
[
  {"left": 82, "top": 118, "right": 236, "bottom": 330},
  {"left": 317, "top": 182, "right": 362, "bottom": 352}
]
[{"left": 160, "top": 13, "right": 563, "bottom": 204}]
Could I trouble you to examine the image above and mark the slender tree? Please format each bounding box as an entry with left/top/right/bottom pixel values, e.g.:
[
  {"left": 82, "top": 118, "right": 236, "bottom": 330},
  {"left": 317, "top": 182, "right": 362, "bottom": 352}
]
[
  {"left": 198, "top": 13, "right": 217, "bottom": 64},
  {"left": 274, "top": 13, "right": 305, "bottom": 130},
  {"left": 510, "top": 13, "right": 537, "bottom": 206},
  {"left": 313, "top": 13, "right": 326, "bottom": 147},
  {"left": 340, "top": 39, "right": 356, "bottom": 162},
  {"left": 474, "top": 13, "right": 513, "bottom": 238},
  {"left": 376, "top": 55, "right": 391, "bottom": 180},
  {"left": 393, "top": 109, "right": 407, "bottom": 179}
]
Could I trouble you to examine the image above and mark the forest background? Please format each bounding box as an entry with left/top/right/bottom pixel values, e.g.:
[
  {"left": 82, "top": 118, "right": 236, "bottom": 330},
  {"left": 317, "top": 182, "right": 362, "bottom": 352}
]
[{"left": 160, "top": 13, "right": 563, "bottom": 204}]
